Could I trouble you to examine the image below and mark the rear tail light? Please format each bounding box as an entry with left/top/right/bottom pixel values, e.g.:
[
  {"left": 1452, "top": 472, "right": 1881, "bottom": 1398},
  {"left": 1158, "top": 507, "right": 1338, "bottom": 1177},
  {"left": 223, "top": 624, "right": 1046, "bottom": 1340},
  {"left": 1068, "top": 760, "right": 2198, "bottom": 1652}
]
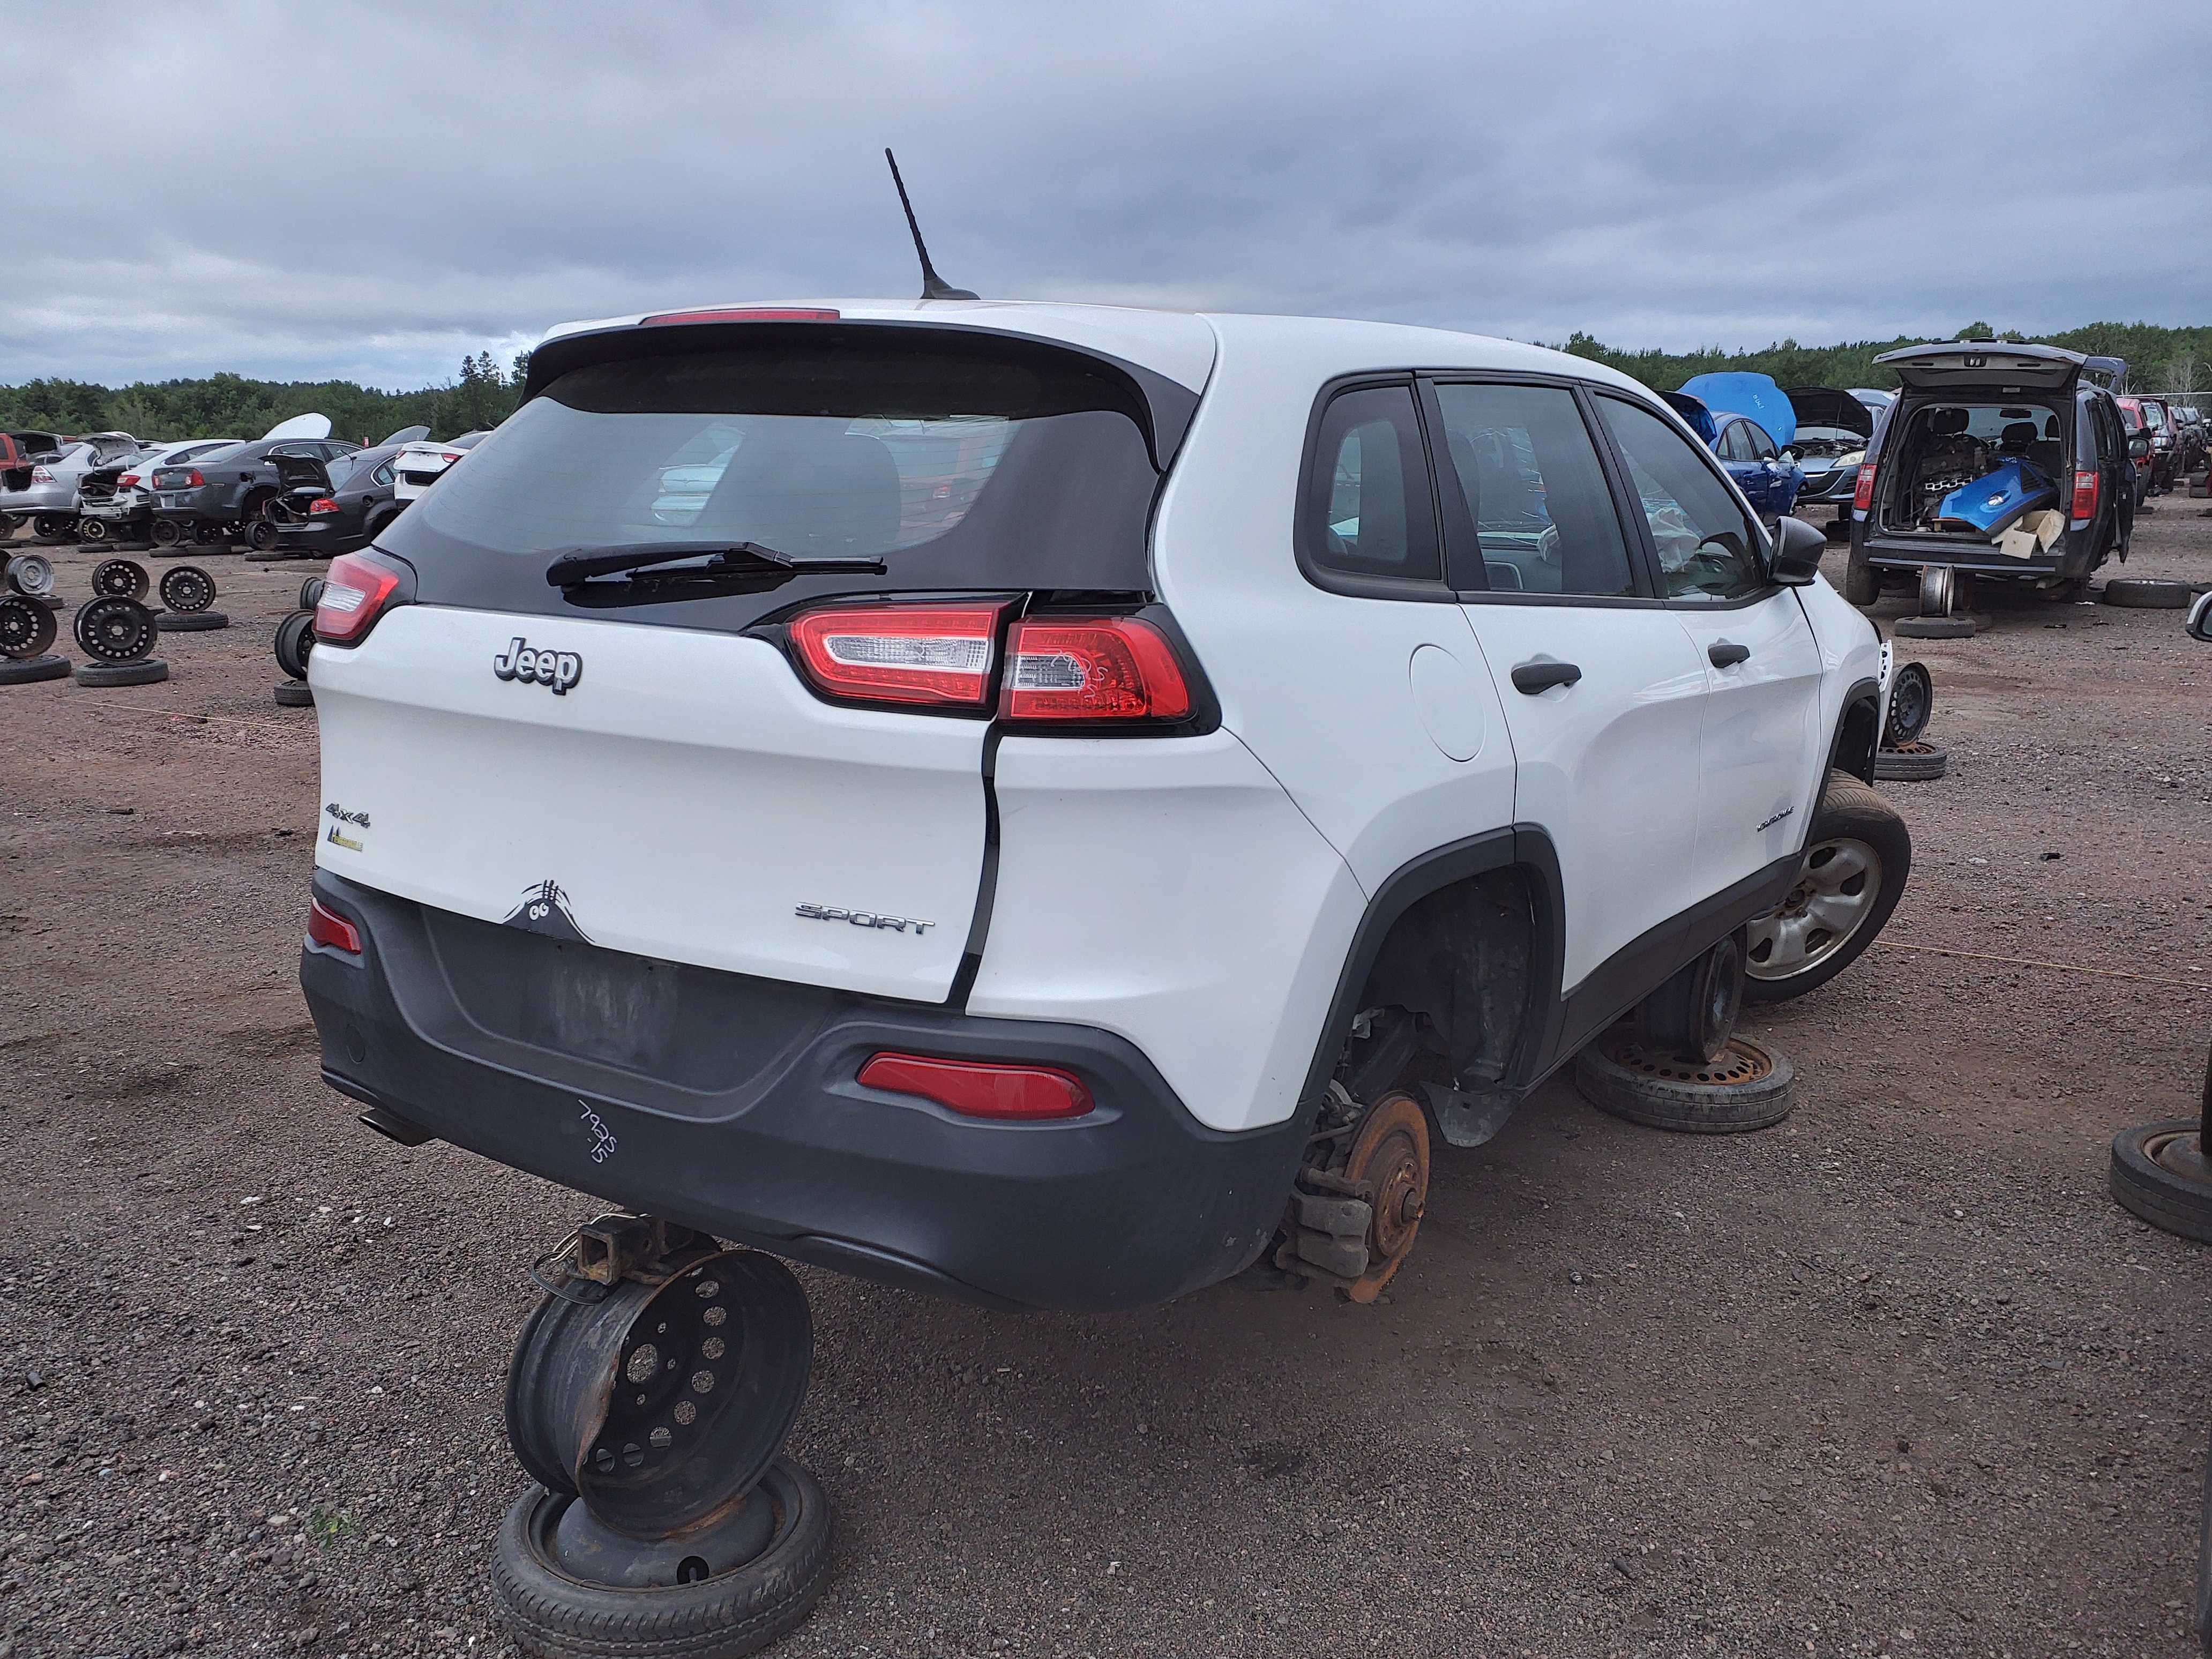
[
  {"left": 787, "top": 602, "right": 1007, "bottom": 707},
  {"left": 117, "top": 473, "right": 138, "bottom": 488},
  {"left": 308, "top": 497, "right": 339, "bottom": 515},
  {"left": 29, "top": 466, "right": 51, "bottom": 483},
  {"left": 440, "top": 452, "right": 461, "bottom": 465},
  {"left": 1851, "top": 464, "right": 1878, "bottom": 513},
  {"left": 307, "top": 898, "right": 361, "bottom": 955},
  {"left": 645, "top": 307, "right": 841, "bottom": 325},
  {"left": 2070, "top": 469, "right": 2099, "bottom": 520},
  {"left": 1001, "top": 616, "right": 1191, "bottom": 722},
  {"left": 177, "top": 469, "right": 205, "bottom": 489},
  {"left": 857, "top": 1052, "right": 1093, "bottom": 1120},
  {"left": 314, "top": 552, "right": 405, "bottom": 646}
]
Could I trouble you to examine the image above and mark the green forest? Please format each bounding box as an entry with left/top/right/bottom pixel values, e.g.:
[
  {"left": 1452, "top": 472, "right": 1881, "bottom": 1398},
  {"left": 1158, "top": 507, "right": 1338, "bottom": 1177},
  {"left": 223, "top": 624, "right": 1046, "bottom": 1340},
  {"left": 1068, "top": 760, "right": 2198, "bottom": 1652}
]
[
  {"left": 3, "top": 323, "right": 2207, "bottom": 442},
  {"left": 0, "top": 352, "right": 527, "bottom": 444}
]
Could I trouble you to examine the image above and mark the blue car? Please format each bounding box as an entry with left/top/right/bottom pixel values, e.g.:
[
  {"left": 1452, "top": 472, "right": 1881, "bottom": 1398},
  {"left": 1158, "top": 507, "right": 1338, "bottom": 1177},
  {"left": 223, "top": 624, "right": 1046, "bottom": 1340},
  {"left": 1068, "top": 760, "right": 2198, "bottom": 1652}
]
[{"left": 1662, "top": 373, "right": 1805, "bottom": 522}]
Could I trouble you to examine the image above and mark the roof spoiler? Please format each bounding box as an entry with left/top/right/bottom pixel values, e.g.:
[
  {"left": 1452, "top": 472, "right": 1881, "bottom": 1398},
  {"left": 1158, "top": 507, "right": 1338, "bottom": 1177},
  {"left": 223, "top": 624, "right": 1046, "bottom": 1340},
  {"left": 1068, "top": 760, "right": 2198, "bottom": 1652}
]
[{"left": 2082, "top": 355, "right": 2127, "bottom": 391}]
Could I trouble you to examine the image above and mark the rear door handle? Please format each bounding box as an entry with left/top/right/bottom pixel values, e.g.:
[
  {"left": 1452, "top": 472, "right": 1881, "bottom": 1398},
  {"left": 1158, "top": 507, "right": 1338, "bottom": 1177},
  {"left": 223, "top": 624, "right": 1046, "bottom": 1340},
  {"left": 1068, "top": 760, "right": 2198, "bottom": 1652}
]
[
  {"left": 1708, "top": 642, "right": 1751, "bottom": 668},
  {"left": 1511, "top": 660, "right": 1582, "bottom": 694}
]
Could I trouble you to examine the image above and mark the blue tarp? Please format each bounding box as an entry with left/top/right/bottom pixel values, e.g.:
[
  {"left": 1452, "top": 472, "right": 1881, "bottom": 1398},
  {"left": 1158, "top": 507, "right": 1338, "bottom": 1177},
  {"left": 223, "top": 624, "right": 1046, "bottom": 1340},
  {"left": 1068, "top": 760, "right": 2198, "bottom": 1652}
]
[{"left": 1678, "top": 372, "right": 1797, "bottom": 450}]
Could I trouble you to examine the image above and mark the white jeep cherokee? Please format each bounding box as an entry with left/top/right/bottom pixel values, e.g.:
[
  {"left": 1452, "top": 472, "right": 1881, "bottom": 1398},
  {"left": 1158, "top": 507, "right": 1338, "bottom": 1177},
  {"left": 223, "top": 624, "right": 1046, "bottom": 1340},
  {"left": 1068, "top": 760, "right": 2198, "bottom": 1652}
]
[{"left": 299, "top": 301, "right": 1908, "bottom": 1312}]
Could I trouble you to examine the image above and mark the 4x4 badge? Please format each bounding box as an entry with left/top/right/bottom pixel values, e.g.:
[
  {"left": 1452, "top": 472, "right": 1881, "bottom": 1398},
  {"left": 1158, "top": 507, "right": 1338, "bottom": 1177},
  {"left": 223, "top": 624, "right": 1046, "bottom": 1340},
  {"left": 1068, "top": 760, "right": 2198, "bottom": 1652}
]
[{"left": 492, "top": 637, "right": 583, "bottom": 696}]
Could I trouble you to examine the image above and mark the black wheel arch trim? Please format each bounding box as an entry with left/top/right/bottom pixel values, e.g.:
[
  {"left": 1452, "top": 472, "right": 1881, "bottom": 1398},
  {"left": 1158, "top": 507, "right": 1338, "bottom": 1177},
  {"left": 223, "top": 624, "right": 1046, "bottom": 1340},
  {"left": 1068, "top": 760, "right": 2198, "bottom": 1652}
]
[
  {"left": 1825, "top": 674, "right": 1883, "bottom": 791},
  {"left": 1294, "top": 824, "right": 1565, "bottom": 1116}
]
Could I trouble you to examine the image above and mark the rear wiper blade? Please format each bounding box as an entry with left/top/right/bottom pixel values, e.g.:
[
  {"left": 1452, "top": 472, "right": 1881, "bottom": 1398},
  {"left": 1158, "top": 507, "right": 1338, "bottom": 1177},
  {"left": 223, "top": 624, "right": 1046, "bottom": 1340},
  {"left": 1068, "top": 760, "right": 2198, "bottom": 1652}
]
[{"left": 544, "top": 541, "right": 886, "bottom": 587}]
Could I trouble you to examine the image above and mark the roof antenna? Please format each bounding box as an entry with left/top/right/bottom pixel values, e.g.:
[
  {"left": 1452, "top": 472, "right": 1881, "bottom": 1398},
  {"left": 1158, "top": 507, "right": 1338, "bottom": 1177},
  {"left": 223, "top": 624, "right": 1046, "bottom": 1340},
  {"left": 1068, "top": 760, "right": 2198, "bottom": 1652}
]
[{"left": 885, "top": 148, "right": 976, "bottom": 301}]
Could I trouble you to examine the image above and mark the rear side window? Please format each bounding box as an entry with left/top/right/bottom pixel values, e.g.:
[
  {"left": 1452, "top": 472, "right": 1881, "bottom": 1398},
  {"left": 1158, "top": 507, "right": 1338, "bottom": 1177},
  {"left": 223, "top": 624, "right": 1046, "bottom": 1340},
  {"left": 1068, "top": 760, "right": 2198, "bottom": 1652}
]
[
  {"left": 1301, "top": 384, "right": 1440, "bottom": 581},
  {"left": 385, "top": 332, "right": 1165, "bottom": 615},
  {"left": 1596, "top": 397, "right": 1765, "bottom": 602},
  {"left": 1432, "top": 383, "right": 1635, "bottom": 597}
]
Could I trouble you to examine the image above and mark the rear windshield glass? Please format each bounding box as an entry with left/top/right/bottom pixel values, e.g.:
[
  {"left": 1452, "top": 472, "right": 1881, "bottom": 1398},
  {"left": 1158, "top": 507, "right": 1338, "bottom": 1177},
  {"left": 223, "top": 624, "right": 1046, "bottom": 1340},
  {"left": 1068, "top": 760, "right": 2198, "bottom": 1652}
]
[{"left": 383, "top": 332, "right": 1164, "bottom": 613}]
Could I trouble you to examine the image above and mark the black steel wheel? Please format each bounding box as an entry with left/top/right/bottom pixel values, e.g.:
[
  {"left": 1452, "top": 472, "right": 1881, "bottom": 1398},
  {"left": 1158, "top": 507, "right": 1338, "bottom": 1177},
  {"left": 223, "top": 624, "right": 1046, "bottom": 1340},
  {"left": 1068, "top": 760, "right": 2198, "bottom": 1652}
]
[
  {"left": 297, "top": 576, "right": 326, "bottom": 611},
  {"left": 150, "top": 519, "right": 183, "bottom": 548},
  {"left": 1574, "top": 1028, "right": 1796, "bottom": 1133},
  {"left": 490, "top": 1461, "right": 833, "bottom": 1659},
  {"left": 194, "top": 522, "right": 226, "bottom": 546},
  {"left": 158, "top": 565, "right": 216, "bottom": 613},
  {"left": 0, "top": 595, "right": 58, "bottom": 661},
  {"left": 273, "top": 609, "right": 317, "bottom": 682},
  {"left": 6, "top": 552, "right": 55, "bottom": 599},
  {"left": 77, "top": 515, "right": 109, "bottom": 544},
  {"left": 31, "top": 515, "right": 71, "bottom": 543},
  {"left": 1883, "top": 660, "right": 1933, "bottom": 746},
  {"left": 92, "top": 557, "right": 150, "bottom": 600},
  {"left": 74, "top": 595, "right": 159, "bottom": 663},
  {"left": 1636, "top": 928, "right": 1745, "bottom": 1064},
  {"left": 244, "top": 517, "right": 280, "bottom": 552},
  {"left": 505, "top": 1250, "right": 812, "bottom": 1540}
]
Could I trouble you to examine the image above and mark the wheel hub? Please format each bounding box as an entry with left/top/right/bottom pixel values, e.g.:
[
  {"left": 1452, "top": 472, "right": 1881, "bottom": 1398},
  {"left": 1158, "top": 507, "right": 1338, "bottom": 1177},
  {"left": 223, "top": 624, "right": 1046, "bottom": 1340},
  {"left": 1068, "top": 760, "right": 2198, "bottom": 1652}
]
[
  {"left": 1746, "top": 836, "right": 1884, "bottom": 981},
  {"left": 1340, "top": 1093, "right": 1429, "bottom": 1304}
]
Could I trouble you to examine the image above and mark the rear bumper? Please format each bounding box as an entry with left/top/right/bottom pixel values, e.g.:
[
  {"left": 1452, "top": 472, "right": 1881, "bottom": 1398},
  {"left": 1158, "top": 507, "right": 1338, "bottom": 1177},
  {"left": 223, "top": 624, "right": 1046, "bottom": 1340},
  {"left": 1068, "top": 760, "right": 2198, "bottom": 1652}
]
[
  {"left": 1857, "top": 530, "right": 2086, "bottom": 579},
  {"left": 300, "top": 870, "right": 1305, "bottom": 1313}
]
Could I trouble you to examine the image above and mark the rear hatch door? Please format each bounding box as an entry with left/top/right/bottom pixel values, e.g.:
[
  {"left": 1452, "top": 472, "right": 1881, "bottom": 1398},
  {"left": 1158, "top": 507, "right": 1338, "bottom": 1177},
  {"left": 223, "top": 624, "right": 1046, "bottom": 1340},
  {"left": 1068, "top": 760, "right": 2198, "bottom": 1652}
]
[
  {"left": 313, "top": 317, "right": 1200, "bottom": 1003},
  {"left": 1877, "top": 342, "right": 2085, "bottom": 394}
]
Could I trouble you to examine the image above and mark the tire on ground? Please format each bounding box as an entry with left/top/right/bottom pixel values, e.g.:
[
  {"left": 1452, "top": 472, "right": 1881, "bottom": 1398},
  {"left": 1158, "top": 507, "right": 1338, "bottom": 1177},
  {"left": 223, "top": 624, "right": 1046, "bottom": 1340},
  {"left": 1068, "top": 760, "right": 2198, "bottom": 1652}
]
[
  {"left": 1743, "top": 769, "right": 1912, "bottom": 1004},
  {"left": 2102, "top": 578, "right": 2194, "bottom": 609},
  {"left": 1573, "top": 1033, "right": 1795, "bottom": 1133},
  {"left": 2109, "top": 1121, "right": 2212, "bottom": 1244},
  {"left": 1841, "top": 543, "right": 1878, "bottom": 606},
  {"left": 73, "top": 658, "right": 169, "bottom": 686},
  {"left": 156, "top": 610, "right": 229, "bottom": 632},
  {"left": 1893, "top": 615, "right": 1975, "bottom": 639},
  {"left": 273, "top": 679, "right": 314, "bottom": 707},
  {"left": 490, "top": 1461, "right": 833, "bottom": 1659},
  {"left": 1873, "top": 740, "right": 1947, "bottom": 782}
]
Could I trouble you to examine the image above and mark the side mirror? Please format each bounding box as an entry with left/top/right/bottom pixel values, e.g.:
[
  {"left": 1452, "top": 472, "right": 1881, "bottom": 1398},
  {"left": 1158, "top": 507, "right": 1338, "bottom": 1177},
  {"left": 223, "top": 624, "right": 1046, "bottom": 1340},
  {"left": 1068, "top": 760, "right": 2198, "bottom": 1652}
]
[
  {"left": 2188, "top": 590, "right": 2212, "bottom": 643},
  {"left": 1778, "top": 449, "right": 1797, "bottom": 466},
  {"left": 2128, "top": 437, "right": 2150, "bottom": 458},
  {"left": 1768, "top": 515, "right": 1826, "bottom": 586}
]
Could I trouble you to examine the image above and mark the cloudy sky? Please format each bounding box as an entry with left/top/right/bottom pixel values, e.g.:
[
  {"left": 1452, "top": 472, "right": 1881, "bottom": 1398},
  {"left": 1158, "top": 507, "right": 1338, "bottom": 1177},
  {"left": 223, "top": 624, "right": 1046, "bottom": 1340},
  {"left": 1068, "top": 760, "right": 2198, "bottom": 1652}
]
[{"left": 6, "top": 0, "right": 2208, "bottom": 390}]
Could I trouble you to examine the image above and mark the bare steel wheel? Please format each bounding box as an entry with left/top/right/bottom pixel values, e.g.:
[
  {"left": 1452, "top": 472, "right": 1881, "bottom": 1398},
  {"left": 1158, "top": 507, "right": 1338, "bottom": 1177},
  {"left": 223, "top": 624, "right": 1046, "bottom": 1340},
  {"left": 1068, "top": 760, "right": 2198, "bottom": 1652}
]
[
  {"left": 1751, "top": 838, "right": 1880, "bottom": 977},
  {"left": 1339, "top": 1092, "right": 1428, "bottom": 1304},
  {"left": 1744, "top": 771, "right": 1910, "bottom": 1004}
]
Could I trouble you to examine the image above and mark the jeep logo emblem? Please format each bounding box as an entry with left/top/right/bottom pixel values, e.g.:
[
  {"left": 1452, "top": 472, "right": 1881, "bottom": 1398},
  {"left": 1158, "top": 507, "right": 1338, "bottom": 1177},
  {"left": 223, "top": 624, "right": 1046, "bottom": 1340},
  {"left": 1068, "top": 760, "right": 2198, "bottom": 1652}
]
[{"left": 492, "top": 637, "right": 582, "bottom": 696}]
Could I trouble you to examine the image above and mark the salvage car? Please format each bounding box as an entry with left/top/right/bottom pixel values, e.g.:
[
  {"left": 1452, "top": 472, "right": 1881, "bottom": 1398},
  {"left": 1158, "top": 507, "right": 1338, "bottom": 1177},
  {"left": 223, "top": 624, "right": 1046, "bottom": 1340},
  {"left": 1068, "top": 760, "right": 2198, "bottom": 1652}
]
[
  {"left": 75, "top": 438, "right": 244, "bottom": 543},
  {"left": 300, "top": 300, "right": 1911, "bottom": 1321},
  {"left": 146, "top": 415, "right": 361, "bottom": 549},
  {"left": 2138, "top": 397, "right": 2180, "bottom": 491},
  {"left": 390, "top": 429, "right": 490, "bottom": 504},
  {"left": 1787, "top": 387, "right": 1888, "bottom": 536},
  {"left": 1845, "top": 343, "right": 2135, "bottom": 605},
  {"left": 1663, "top": 373, "right": 1803, "bottom": 522},
  {"left": 0, "top": 431, "right": 146, "bottom": 541},
  {"left": 2115, "top": 396, "right": 2160, "bottom": 506},
  {"left": 272, "top": 434, "right": 425, "bottom": 557}
]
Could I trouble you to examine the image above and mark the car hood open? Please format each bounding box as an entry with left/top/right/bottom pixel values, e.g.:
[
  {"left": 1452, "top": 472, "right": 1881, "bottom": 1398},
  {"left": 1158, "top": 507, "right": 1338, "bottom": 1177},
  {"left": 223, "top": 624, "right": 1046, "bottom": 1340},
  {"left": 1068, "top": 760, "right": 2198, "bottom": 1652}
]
[
  {"left": 1784, "top": 386, "right": 1875, "bottom": 439},
  {"left": 1678, "top": 372, "right": 1796, "bottom": 449}
]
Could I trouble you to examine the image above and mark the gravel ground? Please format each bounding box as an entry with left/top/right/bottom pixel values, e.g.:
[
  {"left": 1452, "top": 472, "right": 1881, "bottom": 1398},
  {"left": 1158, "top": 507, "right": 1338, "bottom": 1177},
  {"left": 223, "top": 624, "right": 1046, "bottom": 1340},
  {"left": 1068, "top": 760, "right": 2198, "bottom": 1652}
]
[{"left": 3, "top": 503, "right": 2211, "bottom": 1659}]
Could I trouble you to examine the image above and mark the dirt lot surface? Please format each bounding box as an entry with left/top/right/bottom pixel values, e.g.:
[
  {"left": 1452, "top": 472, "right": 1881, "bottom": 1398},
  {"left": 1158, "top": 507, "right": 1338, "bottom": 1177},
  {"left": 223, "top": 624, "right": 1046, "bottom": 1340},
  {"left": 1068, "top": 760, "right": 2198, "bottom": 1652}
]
[{"left": 3, "top": 507, "right": 2210, "bottom": 1659}]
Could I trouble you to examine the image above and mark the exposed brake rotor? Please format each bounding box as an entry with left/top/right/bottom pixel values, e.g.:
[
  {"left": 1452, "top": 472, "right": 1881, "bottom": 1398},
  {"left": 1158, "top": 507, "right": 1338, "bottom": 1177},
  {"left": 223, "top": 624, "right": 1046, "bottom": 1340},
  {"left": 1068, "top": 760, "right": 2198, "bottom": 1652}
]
[{"left": 1340, "top": 1092, "right": 1429, "bottom": 1303}]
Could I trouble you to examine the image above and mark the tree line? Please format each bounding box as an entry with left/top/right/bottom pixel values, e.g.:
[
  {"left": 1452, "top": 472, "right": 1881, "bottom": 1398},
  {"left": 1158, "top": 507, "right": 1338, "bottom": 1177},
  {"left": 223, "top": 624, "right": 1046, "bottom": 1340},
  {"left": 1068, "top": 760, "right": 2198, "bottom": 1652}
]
[
  {"left": 0, "top": 352, "right": 529, "bottom": 444},
  {"left": 3, "top": 323, "right": 2207, "bottom": 444},
  {"left": 1552, "top": 321, "right": 2210, "bottom": 397}
]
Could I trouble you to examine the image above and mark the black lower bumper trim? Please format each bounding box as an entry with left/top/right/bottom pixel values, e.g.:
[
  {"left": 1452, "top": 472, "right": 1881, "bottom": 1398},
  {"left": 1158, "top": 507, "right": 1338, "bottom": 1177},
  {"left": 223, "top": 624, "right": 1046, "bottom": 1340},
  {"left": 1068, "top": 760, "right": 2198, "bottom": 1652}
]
[{"left": 301, "top": 870, "right": 1304, "bottom": 1312}]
